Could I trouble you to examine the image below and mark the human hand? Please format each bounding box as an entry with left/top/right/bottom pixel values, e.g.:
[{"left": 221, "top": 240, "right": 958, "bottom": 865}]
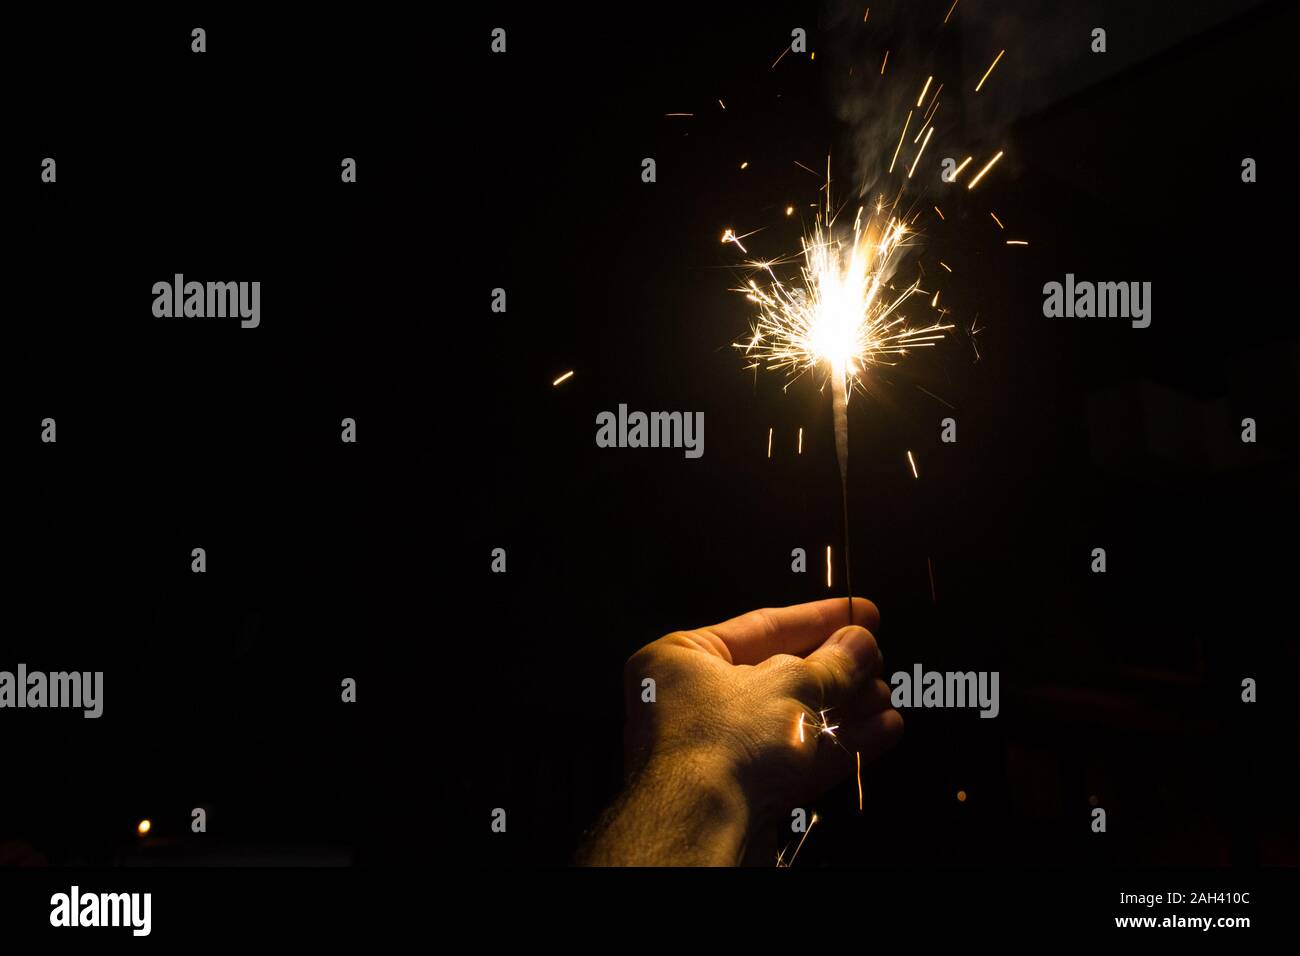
[{"left": 581, "top": 597, "right": 901, "bottom": 865}]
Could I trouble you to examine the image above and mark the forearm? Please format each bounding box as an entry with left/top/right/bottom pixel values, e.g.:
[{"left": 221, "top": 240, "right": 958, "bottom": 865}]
[{"left": 578, "top": 749, "right": 751, "bottom": 866}]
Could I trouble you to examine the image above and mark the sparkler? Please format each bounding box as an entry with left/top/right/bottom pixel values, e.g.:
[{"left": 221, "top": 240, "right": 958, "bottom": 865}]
[
  {"left": 732, "top": 172, "right": 953, "bottom": 625},
  {"left": 708, "top": 7, "right": 1018, "bottom": 866}
]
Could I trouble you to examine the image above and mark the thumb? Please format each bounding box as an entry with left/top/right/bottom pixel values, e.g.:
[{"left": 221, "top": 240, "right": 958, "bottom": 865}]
[{"left": 803, "top": 625, "right": 882, "bottom": 708}]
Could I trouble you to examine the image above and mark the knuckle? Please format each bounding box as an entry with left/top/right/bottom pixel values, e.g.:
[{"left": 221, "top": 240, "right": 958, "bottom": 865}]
[{"left": 623, "top": 644, "right": 660, "bottom": 683}]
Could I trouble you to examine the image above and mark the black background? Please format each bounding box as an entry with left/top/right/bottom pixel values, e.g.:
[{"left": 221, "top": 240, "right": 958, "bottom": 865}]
[{"left": 4, "top": 0, "right": 1297, "bottom": 886}]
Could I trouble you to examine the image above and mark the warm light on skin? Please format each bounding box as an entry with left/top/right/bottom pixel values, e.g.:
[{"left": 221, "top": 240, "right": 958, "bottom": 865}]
[{"left": 137, "top": 820, "right": 152, "bottom": 836}]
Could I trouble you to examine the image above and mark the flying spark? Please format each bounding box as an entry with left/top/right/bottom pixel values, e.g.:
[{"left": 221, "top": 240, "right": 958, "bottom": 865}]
[
  {"left": 856, "top": 751, "right": 864, "bottom": 811},
  {"left": 967, "top": 150, "right": 1004, "bottom": 189},
  {"left": 888, "top": 110, "right": 913, "bottom": 173},
  {"left": 778, "top": 812, "right": 819, "bottom": 867},
  {"left": 916, "top": 75, "right": 933, "bottom": 107},
  {"left": 975, "top": 49, "right": 1005, "bottom": 93},
  {"left": 908, "top": 126, "right": 935, "bottom": 179},
  {"left": 552, "top": 371, "right": 574, "bottom": 386}
]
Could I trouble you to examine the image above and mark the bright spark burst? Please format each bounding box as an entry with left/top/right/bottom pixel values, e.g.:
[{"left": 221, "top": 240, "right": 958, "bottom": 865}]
[
  {"left": 814, "top": 708, "right": 840, "bottom": 738},
  {"left": 795, "top": 706, "right": 845, "bottom": 747},
  {"left": 732, "top": 187, "right": 953, "bottom": 399}
]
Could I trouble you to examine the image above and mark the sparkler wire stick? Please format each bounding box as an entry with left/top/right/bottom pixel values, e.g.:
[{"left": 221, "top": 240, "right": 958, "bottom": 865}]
[
  {"left": 731, "top": 169, "right": 954, "bottom": 640},
  {"left": 831, "top": 369, "right": 853, "bottom": 627}
]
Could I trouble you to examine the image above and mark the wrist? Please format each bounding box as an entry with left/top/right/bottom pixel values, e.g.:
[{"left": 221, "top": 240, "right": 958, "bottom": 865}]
[
  {"left": 642, "top": 746, "right": 752, "bottom": 864},
  {"left": 583, "top": 745, "right": 751, "bottom": 866}
]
